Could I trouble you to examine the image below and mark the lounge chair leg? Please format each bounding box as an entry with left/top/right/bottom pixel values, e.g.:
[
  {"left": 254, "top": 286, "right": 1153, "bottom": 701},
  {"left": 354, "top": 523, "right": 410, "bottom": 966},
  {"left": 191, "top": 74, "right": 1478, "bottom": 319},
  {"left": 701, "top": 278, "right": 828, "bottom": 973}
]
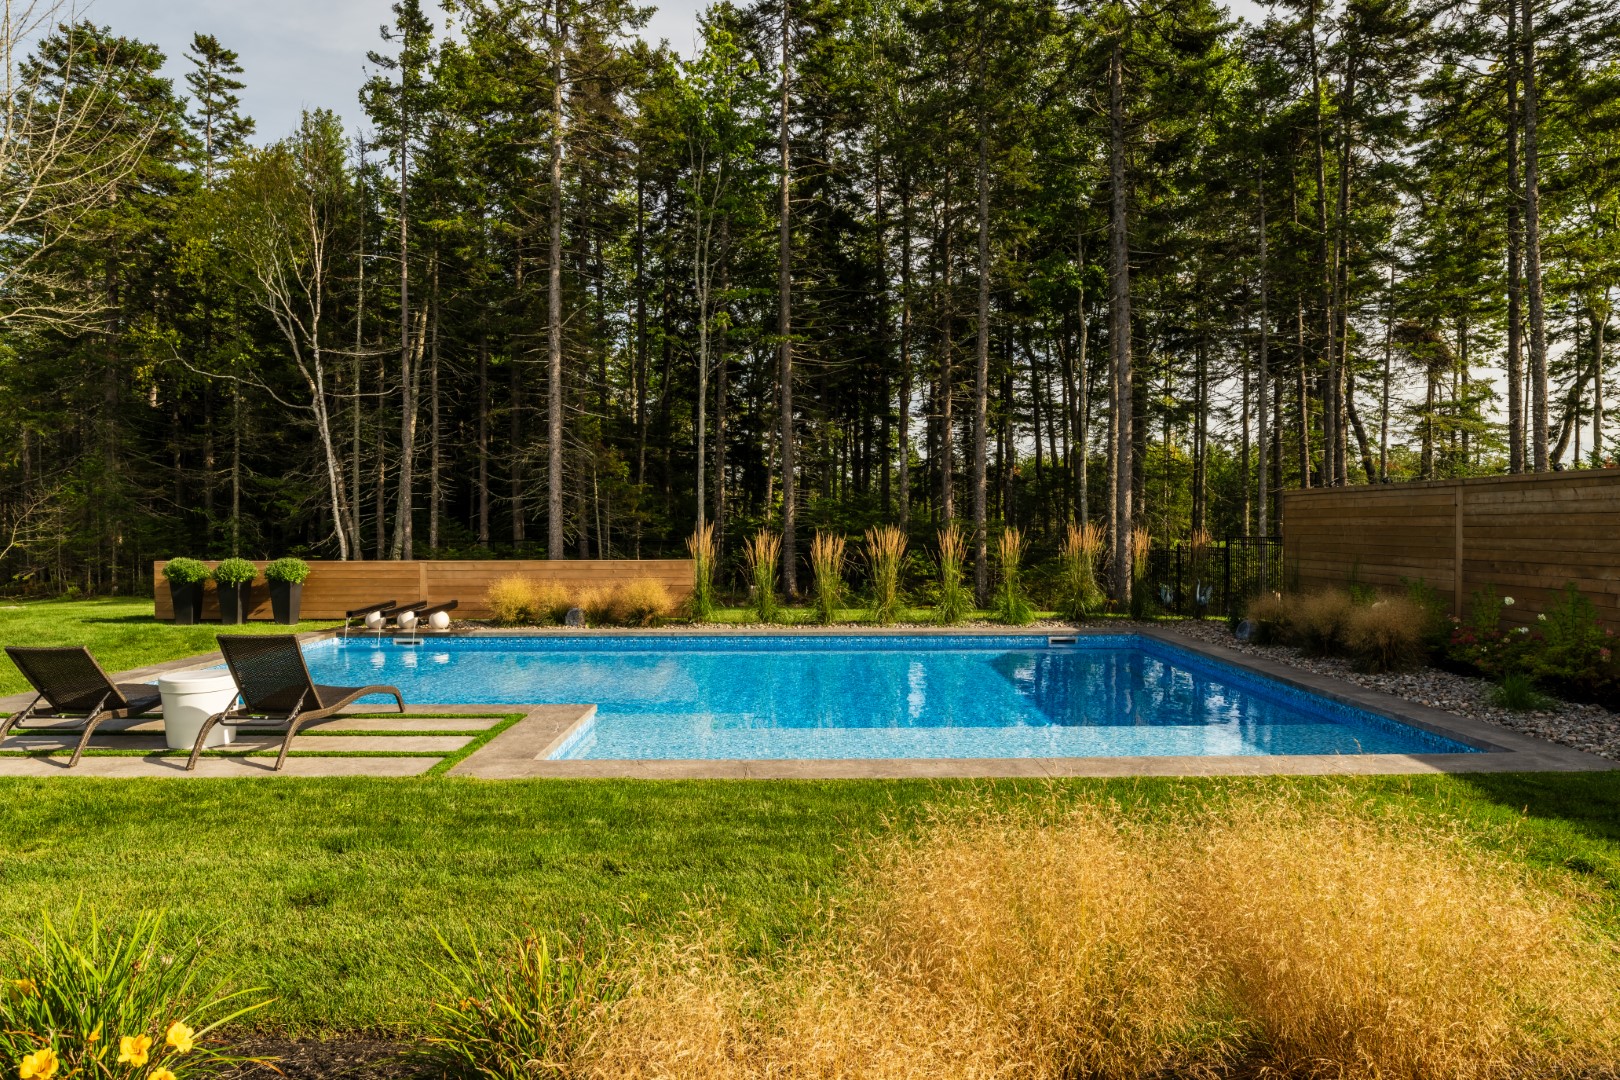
[
  {"left": 186, "top": 709, "right": 230, "bottom": 772},
  {"left": 393, "top": 690, "right": 405, "bottom": 713},
  {"left": 0, "top": 696, "right": 40, "bottom": 743},
  {"left": 67, "top": 696, "right": 110, "bottom": 768},
  {"left": 274, "top": 712, "right": 307, "bottom": 772}
]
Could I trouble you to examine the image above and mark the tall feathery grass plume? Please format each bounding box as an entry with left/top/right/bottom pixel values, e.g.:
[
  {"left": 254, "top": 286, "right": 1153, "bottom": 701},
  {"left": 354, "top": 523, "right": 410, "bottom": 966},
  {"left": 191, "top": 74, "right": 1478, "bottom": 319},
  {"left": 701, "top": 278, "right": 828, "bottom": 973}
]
[
  {"left": 933, "top": 523, "right": 971, "bottom": 625},
  {"left": 1128, "top": 524, "right": 1152, "bottom": 618},
  {"left": 865, "top": 525, "right": 907, "bottom": 626},
  {"left": 1056, "top": 521, "right": 1106, "bottom": 623},
  {"left": 809, "top": 531, "right": 847, "bottom": 625},
  {"left": 744, "top": 529, "right": 782, "bottom": 624},
  {"left": 994, "top": 526, "right": 1034, "bottom": 625},
  {"left": 685, "top": 524, "right": 717, "bottom": 622}
]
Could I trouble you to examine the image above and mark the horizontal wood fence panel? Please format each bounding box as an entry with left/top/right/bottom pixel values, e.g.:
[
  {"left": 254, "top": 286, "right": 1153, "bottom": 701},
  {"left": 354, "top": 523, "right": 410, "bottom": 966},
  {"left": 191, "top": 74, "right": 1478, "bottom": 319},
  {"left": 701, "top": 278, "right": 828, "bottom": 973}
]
[
  {"left": 153, "top": 560, "right": 694, "bottom": 621},
  {"left": 1283, "top": 471, "right": 1620, "bottom": 625}
]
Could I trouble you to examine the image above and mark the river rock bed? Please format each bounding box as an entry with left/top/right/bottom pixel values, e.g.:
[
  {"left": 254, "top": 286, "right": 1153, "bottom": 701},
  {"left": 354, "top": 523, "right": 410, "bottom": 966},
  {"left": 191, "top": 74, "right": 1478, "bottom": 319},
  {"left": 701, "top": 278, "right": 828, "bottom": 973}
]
[{"left": 1170, "top": 619, "right": 1620, "bottom": 761}]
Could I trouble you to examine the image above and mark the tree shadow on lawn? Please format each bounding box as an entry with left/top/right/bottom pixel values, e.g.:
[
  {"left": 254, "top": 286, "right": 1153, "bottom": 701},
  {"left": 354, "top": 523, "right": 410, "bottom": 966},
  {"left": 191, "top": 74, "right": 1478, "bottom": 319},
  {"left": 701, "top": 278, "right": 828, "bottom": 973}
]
[{"left": 1448, "top": 769, "right": 1620, "bottom": 891}]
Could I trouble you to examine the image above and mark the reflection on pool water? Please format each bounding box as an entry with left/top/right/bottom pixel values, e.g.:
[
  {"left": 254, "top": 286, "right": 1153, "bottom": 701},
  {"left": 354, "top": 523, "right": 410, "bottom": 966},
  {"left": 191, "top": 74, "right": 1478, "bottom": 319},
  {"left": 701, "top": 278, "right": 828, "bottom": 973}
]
[{"left": 299, "top": 634, "right": 1480, "bottom": 761}]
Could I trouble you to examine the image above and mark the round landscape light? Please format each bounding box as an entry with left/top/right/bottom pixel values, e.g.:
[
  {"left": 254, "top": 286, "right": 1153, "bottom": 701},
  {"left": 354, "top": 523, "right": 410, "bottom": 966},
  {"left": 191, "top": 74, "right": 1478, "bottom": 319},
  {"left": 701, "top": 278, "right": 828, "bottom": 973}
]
[
  {"left": 428, "top": 610, "right": 451, "bottom": 630},
  {"left": 399, "top": 609, "right": 419, "bottom": 630},
  {"left": 364, "top": 610, "right": 385, "bottom": 630}
]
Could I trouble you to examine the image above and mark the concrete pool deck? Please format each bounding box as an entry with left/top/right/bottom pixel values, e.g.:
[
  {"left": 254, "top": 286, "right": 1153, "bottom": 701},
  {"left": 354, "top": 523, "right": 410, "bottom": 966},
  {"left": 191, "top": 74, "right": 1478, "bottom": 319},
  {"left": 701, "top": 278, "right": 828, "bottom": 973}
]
[{"left": 0, "top": 626, "right": 1613, "bottom": 778}]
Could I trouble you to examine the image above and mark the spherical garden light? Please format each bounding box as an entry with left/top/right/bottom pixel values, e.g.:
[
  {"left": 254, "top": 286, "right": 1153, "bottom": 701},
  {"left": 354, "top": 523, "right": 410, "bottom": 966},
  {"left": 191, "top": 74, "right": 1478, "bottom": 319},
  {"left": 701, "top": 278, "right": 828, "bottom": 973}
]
[
  {"left": 398, "top": 609, "right": 419, "bottom": 631},
  {"left": 365, "top": 610, "right": 386, "bottom": 631},
  {"left": 428, "top": 609, "right": 451, "bottom": 630}
]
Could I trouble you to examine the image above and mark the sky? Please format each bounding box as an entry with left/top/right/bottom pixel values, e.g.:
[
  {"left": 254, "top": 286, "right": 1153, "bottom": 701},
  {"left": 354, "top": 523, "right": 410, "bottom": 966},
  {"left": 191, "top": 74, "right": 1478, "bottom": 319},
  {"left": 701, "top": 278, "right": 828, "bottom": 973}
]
[{"left": 78, "top": 0, "right": 1268, "bottom": 143}]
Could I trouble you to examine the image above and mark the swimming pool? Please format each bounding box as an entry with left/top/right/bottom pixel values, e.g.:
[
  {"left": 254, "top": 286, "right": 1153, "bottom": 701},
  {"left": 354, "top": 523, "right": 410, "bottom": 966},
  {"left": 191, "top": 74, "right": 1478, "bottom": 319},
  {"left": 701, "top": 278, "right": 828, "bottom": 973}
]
[{"left": 300, "top": 634, "right": 1481, "bottom": 761}]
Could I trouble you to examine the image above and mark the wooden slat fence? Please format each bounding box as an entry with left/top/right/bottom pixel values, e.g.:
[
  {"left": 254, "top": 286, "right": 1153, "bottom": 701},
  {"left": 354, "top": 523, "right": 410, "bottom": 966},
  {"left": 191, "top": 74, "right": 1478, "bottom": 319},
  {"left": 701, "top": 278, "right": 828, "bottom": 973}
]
[
  {"left": 152, "top": 560, "right": 695, "bottom": 621},
  {"left": 1282, "top": 471, "right": 1620, "bottom": 624}
]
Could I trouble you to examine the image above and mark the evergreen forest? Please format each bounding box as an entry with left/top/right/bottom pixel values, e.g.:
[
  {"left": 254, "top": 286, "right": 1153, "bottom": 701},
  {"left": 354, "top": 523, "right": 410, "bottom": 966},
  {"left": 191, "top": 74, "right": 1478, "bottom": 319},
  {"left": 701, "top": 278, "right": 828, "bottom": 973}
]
[{"left": 1, "top": 0, "right": 1617, "bottom": 598}]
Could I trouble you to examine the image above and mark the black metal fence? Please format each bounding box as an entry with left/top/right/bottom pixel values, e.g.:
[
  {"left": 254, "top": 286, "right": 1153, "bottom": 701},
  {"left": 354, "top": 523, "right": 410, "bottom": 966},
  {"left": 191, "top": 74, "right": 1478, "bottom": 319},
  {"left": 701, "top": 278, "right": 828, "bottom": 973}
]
[{"left": 1135, "top": 536, "right": 1283, "bottom": 619}]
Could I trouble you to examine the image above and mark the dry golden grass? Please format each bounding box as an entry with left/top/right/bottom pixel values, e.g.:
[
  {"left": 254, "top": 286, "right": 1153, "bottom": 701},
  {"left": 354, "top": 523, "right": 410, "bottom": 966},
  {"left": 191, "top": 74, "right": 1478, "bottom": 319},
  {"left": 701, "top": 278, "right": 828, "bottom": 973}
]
[
  {"left": 534, "top": 580, "right": 574, "bottom": 623},
  {"left": 1345, "top": 594, "right": 1430, "bottom": 672},
  {"left": 583, "top": 794, "right": 1620, "bottom": 1080},
  {"left": 1294, "top": 590, "right": 1356, "bottom": 657},
  {"left": 484, "top": 574, "right": 540, "bottom": 626},
  {"left": 483, "top": 575, "right": 573, "bottom": 625},
  {"left": 577, "top": 585, "right": 620, "bottom": 627},
  {"left": 616, "top": 577, "right": 674, "bottom": 627}
]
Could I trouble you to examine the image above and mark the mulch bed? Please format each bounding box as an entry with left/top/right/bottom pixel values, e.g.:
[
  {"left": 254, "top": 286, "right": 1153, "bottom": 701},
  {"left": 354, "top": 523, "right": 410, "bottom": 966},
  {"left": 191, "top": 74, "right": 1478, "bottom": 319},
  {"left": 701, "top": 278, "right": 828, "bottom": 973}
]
[{"left": 227, "top": 1039, "right": 418, "bottom": 1080}]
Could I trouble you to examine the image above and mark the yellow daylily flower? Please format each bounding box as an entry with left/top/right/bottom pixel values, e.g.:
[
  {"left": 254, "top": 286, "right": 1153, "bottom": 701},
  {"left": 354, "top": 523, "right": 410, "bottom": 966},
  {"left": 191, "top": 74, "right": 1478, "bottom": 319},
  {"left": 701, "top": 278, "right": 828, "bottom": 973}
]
[
  {"left": 86, "top": 1025, "right": 102, "bottom": 1045},
  {"left": 164, "top": 1023, "right": 194, "bottom": 1055},
  {"left": 148, "top": 1069, "right": 176, "bottom": 1080},
  {"left": 118, "top": 1035, "right": 152, "bottom": 1067},
  {"left": 11, "top": 979, "right": 36, "bottom": 997},
  {"left": 19, "top": 1048, "right": 59, "bottom": 1080}
]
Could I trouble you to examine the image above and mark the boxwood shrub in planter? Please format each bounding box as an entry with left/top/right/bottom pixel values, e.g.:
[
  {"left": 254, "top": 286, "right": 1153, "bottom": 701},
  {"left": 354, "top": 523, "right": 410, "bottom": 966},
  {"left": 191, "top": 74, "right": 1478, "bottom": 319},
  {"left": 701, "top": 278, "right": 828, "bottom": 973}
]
[
  {"left": 212, "top": 557, "right": 259, "bottom": 624},
  {"left": 264, "top": 557, "right": 311, "bottom": 624},
  {"left": 162, "top": 558, "right": 210, "bottom": 624}
]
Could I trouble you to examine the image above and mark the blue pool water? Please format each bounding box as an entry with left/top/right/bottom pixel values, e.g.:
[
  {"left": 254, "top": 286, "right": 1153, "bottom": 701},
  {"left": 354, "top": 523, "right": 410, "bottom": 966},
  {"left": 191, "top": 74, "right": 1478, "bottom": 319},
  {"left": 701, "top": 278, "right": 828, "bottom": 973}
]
[{"left": 299, "top": 634, "right": 1481, "bottom": 761}]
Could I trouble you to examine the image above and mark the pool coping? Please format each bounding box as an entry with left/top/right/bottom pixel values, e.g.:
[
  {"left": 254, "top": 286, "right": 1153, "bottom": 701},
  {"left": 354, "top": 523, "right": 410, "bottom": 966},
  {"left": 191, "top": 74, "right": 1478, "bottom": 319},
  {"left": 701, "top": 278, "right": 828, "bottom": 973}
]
[{"left": 3, "top": 626, "right": 1613, "bottom": 779}]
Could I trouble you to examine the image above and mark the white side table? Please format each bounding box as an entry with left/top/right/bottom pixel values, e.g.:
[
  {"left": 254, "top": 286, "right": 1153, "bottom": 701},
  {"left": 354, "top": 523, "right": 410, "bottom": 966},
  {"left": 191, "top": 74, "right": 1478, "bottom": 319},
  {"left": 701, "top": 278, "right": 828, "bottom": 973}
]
[{"left": 158, "top": 670, "right": 239, "bottom": 750}]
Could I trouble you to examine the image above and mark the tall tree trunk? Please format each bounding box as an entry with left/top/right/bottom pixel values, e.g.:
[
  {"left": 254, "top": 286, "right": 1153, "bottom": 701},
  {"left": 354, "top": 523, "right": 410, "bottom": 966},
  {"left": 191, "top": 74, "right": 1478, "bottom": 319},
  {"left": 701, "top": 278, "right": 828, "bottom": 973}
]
[
  {"left": 1108, "top": 36, "right": 1133, "bottom": 603},
  {"left": 351, "top": 140, "right": 366, "bottom": 559},
  {"left": 1505, "top": 0, "right": 1525, "bottom": 473},
  {"left": 1523, "top": 0, "right": 1549, "bottom": 470},
  {"left": 477, "top": 333, "right": 489, "bottom": 546},
  {"left": 390, "top": 69, "right": 413, "bottom": 561},
  {"left": 971, "top": 111, "right": 991, "bottom": 600},
  {"left": 778, "top": 0, "right": 797, "bottom": 594},
  {"left": 939, "top": 182, "right": 955, "bottom": 523},
  {"left": 898, "top": 165, "right": 913, "bottom": 530},
  {"left": 547, "top": 7, "right": 568, "bottom": 555},
  {"left": 633, "top": 173, "right": 648, "bottom": 556},
  {"left": 1331, "top": 47, "right": 1359, "bottom": 486},
  {"left": 1595, "top": 297, "right": 1609, "bottom": 463},
  {"left": 428, "top": 260, "right": 441, "bottom": 553},
  {"left": 1256, "top": 162, "right": 1270, "bottom": 544},
  {"left": 1305, "top": 0, "right": 1336, "bottom": 484}
]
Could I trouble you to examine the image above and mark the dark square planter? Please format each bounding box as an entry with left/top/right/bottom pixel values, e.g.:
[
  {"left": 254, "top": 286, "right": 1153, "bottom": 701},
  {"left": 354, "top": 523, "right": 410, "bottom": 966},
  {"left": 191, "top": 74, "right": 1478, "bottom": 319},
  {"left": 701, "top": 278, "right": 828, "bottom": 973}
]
[
  {"left": 169, "top": 582, "right": 204, "bottom": 625},
  {"left": 217, "top": 583, "right": 251, "bottom": 625},
  {"left": 269, "top": 581, "right": 303, "bottom": 625}
]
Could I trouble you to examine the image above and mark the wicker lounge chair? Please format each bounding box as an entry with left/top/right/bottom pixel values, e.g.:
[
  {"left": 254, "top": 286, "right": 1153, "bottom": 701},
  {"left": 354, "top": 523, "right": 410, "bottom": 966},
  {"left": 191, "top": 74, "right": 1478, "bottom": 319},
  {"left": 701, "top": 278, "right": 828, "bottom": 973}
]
[
  {"left": 1, "top": 646, "right": 164, "bottom": 767},
  {"left": 187, "top": 634, "right": 405, "bottom": 772}
]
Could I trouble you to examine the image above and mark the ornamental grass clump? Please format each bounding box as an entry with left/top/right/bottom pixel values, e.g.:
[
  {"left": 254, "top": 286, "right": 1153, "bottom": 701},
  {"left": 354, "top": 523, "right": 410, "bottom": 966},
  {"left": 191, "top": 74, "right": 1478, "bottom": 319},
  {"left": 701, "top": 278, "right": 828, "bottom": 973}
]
[
  {"left": 1128, "top": 526, "right": 1152, "bottom": 618},
  {"left": 615, "top": 577, "right": 673, "bottom": 627},
  {"left": 933, "top": 524, "right": 971, "bottom": 626},
  {"left": 1294, "top": 589, "right": 1355, "bottom": 657},
  {"left": 417, "top": 931, "right": 624, "bottom": 1080},
  {"left": 1055, "top": 522, "right": 1105, "bottom": 622},
  {"left": 686, "top": 525, "right": 717, "bottom": 622},
  {"left": 1345, "top": 594, "right": 1429, "bottom": 673},
  {"left": 993, "top": 527, "right": 1034, "bottom": 626},
  {"left": 578, "top": 586, "right": 620, "bottom": 627},
  {"left": 484, "top": 575, "right": 541, "bottom": 626},
  {"left": 744, "top": 530, "right": 782, "bottom": 624},
  {"left": 809, "top": 531, "right": 847, "bottom": 625},
  {"left": 0, "top": 911, "right": 267, "bottom": 1080},
  {"left": 1244, "top": 592, "right": 1292, "bottom": 645},
  {"left": 865, "top": 525, "right": 907, "bottom": 626}
]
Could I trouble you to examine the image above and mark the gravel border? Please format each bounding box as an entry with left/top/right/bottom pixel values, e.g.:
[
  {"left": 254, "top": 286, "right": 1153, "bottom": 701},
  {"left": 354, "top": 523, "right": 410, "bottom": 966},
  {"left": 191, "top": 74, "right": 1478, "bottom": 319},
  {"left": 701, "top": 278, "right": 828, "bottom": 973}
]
[{"left": 1169, "top": 620, "right": 1620, "bottom": 762}]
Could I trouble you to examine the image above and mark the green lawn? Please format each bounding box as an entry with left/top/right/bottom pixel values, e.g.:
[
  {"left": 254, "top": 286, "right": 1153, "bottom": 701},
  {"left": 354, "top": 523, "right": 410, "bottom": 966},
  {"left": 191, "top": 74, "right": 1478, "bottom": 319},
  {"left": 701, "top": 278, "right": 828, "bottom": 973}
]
[
  {"left": 1, "top": 599, "right": 1617, "bottom": 1037},
  {"left": 0, "top": 596, "right": 340, "bottom": 697},
  {"left": 1, "top": 773, "right": 1617, "bottom": 1034}
]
